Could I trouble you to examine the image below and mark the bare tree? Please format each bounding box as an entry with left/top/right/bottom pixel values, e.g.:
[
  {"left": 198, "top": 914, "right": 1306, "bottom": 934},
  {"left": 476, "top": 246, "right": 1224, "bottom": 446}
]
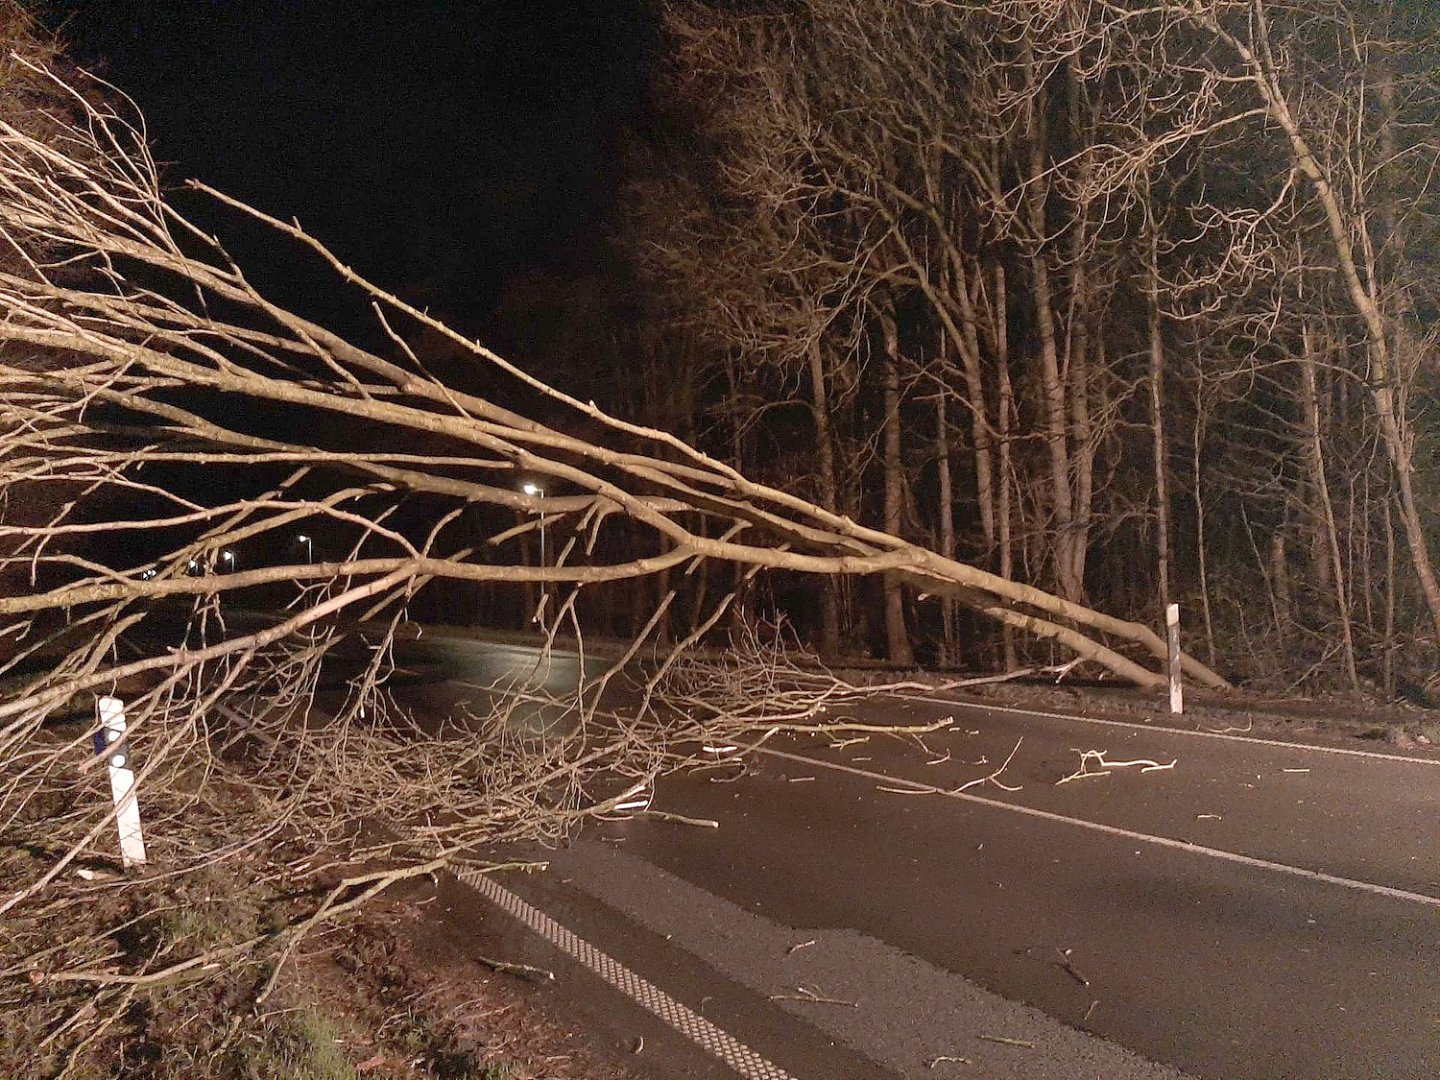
[
  {"left": 0, "top": 46, "right": 1231, "bottom": 900},
  {"left": 638, "top": 0, "right": 1439, "bottom": 689}
]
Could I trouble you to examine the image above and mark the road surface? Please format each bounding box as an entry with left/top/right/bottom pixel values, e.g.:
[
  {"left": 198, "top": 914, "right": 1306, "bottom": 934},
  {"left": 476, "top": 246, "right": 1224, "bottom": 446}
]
[{"left": 396, "top": 635, "right": 1440, "bottom": 1078}]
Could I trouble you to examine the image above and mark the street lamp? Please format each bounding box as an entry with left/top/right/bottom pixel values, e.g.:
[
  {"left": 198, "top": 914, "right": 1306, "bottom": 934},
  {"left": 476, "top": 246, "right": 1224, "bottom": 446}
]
[
  {"left": 522, "top": 483, "right": 545, "bottom": 568},
  {"left": 220, "top": 549, "right": 236, "bottom": 572},
  {"left": 297, "top": 534, "right": 312, "bottom": 563},
  {"left": 523, "top": 482, "right": 545, "bottom": 622}
]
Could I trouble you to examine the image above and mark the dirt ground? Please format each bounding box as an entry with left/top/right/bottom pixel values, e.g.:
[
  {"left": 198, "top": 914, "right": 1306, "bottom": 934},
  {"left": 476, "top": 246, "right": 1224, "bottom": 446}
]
[
  {"left": 277, "top": 874, "right": 653, "bottom": 1080},
  {"left": 0, "top": 841, "right": 651, "bottom": 1080}
]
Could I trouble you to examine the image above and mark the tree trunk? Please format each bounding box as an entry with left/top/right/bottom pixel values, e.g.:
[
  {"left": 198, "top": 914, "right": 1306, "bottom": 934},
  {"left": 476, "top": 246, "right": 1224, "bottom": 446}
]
[
  {"left": 1192, "top": 398, "right": 1218, "bottom": 668},
  {"left": 946, "top": 255, "right": 996, "bottom": 553},
  {"left": 934, "top": 387, "right": 957, "bottom": 665},
  {"left": 722, "top": 351, "right": 749, "bottom": 644},
  {"left": 1147, "top": 229, "right": 1172, "bottom": 613},
  {"left": 1068, "top": 312, "right": 1095, "bottom": 598},
  {"left": 992, "top": 262, "right": 1018, "bottom": 671},
  {"left": 1271, "top": 531, "right": 1292, "bottom": 639},
  {"left": 1299, "top": 326, "right": 1359, "bottom": 689},
  {"left": 880, "top": 309, "right": 913, "bottom": 666},
  {"left": 1025, "top": 109, "right": 1081, "bottom": 602},
  {"left": 806, "top": 339, "right": 842, "bottom": 655},
  {"left": 1383, "top": 497, "right": 1397, "bottom": 699}
]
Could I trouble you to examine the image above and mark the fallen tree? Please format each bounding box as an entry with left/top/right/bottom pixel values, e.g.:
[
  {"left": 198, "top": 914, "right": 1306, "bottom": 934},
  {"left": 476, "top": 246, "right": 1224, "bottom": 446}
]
[
  {"left": 0, "top": 60, "right": 1226, "bottom": 692},
  {"left": 0, "top": 44, "right": 1231, "bottom": 1075},
  {"left": 0, "top": 50, "right": 1236, "bottom": 887}
]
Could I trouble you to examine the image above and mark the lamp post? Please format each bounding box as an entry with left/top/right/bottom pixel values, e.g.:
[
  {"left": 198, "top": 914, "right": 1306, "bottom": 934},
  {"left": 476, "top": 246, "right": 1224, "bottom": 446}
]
[
  {"left": 220, "top": 549, "right": 236, "bottom": 573},
  {"left": 297, "top": 534, "right": 312, "bottom": 563}
]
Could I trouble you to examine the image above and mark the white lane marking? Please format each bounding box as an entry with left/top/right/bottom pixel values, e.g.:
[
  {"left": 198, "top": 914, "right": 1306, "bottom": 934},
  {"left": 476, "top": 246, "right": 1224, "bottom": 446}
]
[
  {"left": 453, "top": 863, "right": 797, "bottom": 1080},
  {"left": 897, "top": 694, "right": 1440, "bottom": 766},
  {"left": 755, "top": 746, "right": 1440, "bottom": 910}
]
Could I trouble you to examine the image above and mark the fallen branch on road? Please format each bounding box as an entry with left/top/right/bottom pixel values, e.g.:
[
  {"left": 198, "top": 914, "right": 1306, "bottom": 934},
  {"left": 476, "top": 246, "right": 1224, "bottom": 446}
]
[
  {"left": 876, "top": 737, "right": 1025, "bottom": 796},
  {"left": 1056, "top": 749, "right": 1176, "bottom": 785}
]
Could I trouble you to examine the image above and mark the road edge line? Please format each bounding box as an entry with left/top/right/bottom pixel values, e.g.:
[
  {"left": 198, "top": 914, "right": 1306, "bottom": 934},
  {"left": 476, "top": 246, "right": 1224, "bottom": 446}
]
[
  {"left": 905, "top": 695, "right": 1440, "bottom": 766},
  {"left": 754, "top": 746, "right": 1440, "bottom": 910}
]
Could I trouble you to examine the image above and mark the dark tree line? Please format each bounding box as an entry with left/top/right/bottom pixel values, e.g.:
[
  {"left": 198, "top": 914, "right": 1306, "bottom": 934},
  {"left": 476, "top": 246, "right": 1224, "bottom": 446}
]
[{"left": 527, "top": 0, "right": 1440, "bottom": 695}]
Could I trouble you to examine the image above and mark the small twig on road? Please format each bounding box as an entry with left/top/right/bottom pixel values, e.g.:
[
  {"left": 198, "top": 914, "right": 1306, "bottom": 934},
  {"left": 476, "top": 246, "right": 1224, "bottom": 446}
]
[
  {"left": 955, "top": 738, "right": 1024, "bottom": 793},
  {"left": 1057, "top": 749, "right": 1176, "bottom": 785},
  {"left": 976, "top": 1034, "right": 1035, "bottom": 1048},
  {"left": 704, "top": 764, "right": 750, "bottom": 783},
  {"left": 1056, "top": 767, "right": 1110, "bottom": 784},
  {"left": 1055, "top": 947, "right": 1089, "bottom": 987},
  {"left": 769, "top": 984, "right": 858, "bottom": 1008},
  {"left": 786, "top": 939, "right": 816, "bottom": 955},
  {"left": 1203, "top": 721, "right": 1253, "bottom": 734},
  {"left": 876, "top": 738, "right": 1025, "bottom": 797},
  {"left": 640, "top": 810, "right": 719, "bottom": 828},
  {"left": 927, "top": 1054, "right": 971, "bottom": 1067}
]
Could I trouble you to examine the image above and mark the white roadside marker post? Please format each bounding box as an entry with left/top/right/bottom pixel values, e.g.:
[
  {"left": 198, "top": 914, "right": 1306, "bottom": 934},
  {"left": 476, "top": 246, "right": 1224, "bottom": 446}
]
[
  {"left": 95, "top": 696, "right": 147, "bottom": 868},
  {"left": 1166, "top": 604, "right": 1184, "bottom": 716}
]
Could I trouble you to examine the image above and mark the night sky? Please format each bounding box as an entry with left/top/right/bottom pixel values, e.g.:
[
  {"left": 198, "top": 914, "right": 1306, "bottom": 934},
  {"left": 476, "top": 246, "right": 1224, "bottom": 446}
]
[{"left": 47, "top": 1, "right": 656, "bottom": 332}]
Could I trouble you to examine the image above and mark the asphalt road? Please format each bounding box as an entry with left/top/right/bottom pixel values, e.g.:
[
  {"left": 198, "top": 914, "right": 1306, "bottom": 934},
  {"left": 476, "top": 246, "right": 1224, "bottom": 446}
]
[{"left": 397, "top": 635, "right": 1440, "bottom": 1079}]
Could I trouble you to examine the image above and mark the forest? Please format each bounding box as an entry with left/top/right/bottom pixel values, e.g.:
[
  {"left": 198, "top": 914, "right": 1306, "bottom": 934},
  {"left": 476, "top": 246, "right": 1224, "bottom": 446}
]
[{"left": 532, "top": 0, "right": 1439, "bottom": 695}]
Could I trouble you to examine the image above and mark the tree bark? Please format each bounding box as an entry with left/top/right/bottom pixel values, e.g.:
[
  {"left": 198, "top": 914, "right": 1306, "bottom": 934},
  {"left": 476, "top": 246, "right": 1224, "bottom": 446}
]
[
  {"left": 934, "top": 385, "right": 958, "bottom": 665},
  {"left": 722, "top": 351, "right": 750, "bottom": 643},
  {"left": 1192, "top": 398, "right": 1218, "bottom": 668},
  {"left": 1025, "top": 104, "right": 1081, "bottom": 602},
  {"left": 1299, "top": 325, "right": 1358, "bottom": 688},
  {"left": 1147, "top": 227, "right": 1172, "bottom": 614},
  {"left": 1271, "top": 531, "right": 1292, "bottom": 639},
  {"left": 880, "top": 308, "right": 914, "bottom": 666},
  {"left": 992, "top": 262, "right": 1018, "bottom": 671},
  {"left": 806, "top": 338, "right": 842, "bottom": 655},
  {"left": 945, "top": 254, "right": 996, "bottom": 554}
]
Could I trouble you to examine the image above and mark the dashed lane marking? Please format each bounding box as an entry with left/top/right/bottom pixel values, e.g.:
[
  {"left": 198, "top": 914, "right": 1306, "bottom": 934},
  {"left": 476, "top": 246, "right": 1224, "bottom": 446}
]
[
  {"left": 753, "top": 746, "right": 1440, "bottom": 910},
  {"left": 453, "top": 863, "right": 797, "bottom": 1080}
]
